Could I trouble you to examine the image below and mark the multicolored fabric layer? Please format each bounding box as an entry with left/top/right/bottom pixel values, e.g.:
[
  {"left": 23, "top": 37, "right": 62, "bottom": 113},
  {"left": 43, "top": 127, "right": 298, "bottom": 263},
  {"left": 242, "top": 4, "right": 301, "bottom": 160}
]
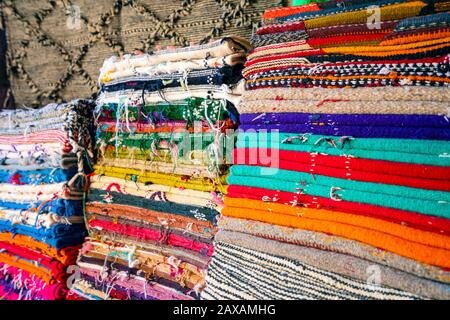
[
  {"left": 0, "top": 100, "right": 94, "bottom": 300},
  {"left": 202, "top": 0, "right": 450, "bottom": 300},
  {"left": 69, "top": 37, "right": 249, "bottom": 300}
]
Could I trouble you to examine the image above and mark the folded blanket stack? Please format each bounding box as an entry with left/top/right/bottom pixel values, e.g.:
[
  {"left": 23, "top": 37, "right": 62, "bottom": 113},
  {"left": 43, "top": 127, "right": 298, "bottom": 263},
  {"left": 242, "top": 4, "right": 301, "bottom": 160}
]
[
  {"left": 0, "top": 100, "right": 95, "bottom": 300},
  {"left": 202, "top": 0, "right": 450, "bottom": 300},
  {"left": 69, "top": 37, "right": 251, "bottom": 300}
]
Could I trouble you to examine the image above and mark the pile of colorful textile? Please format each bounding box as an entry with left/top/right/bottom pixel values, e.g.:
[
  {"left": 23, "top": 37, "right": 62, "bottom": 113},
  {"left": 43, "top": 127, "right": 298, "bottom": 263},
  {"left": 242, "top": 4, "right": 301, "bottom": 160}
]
[
  {"left": 202, "top": 0, "right": 450, "bottom": 300},
  {"left": 69, "top": 37, "right": 250, "bottom": 300},
  {"left": 0, "top": 100, "right": 94, "bottom": 300}
]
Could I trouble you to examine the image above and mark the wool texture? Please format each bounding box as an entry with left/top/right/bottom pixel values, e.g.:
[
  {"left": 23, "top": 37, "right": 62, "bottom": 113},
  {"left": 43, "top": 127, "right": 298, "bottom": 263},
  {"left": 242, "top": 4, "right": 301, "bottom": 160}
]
[
  {"left": 70, "top": 37, "right": 247, "bottom": 300},
  {"left": 203, "top": 0, "right": 450, "bottom": 301},
  {"left": 0, "top": 100, "right": 94, "bottom": 300}
]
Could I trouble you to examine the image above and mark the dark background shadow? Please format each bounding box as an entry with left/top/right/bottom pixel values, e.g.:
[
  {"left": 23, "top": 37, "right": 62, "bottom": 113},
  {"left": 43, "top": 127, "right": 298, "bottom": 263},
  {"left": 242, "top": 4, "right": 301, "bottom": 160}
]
[{"left": 0, "top": 11, "right": 14, "bottom": 109}]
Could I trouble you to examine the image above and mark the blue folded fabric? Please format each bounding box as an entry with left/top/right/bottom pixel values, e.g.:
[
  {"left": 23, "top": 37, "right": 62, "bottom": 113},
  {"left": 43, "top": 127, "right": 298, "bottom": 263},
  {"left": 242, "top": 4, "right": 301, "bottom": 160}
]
[
  {"left": 0, "top": 220, "right": 86, "bottom": 249},
  {"left": 101, "top": 66, "right": 243, "bottom": 93},
  {"left": 276, "top": 0, "right": 406, "bottom": 22},
  {"left": 0, "top": 199, "right": 83, "bottom": 217},
  {"left": 89, "top": 189, "right": 218, "bottom": 223},
  {"left": 394, "top": 12, "right": 450, "bottom": 31},
  {"left": 0, "top": 168, "right": 77, "bottom": 184}
]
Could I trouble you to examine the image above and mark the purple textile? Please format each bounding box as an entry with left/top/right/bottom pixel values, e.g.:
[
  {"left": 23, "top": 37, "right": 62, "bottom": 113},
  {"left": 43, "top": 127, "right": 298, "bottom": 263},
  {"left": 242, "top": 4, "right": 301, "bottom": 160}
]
[
  {"left": 239, "top": 123, "right": 450, "bottom": 140},
  {"left": 240, "top": 113, "right": 450, "bottom": 128}
]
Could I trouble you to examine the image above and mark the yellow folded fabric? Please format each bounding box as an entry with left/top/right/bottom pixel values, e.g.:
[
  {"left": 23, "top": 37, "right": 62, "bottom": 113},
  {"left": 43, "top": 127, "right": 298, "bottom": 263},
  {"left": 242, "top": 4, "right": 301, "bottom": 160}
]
[{"left": 93, "top": 165, "right": 227, "bottom": 193}]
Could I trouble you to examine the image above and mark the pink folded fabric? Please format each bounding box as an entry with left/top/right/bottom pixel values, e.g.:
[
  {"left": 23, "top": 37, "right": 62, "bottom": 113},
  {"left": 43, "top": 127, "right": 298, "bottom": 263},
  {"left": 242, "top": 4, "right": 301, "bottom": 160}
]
[
  {"left": 0, "top": 130, "right": 69, "bottom": 145},
  {"left": 0, "top": 263, "right": 67, "bottom": 300},
  {"left": 89, "top": 219, "right": 213, "bottom": 256}
]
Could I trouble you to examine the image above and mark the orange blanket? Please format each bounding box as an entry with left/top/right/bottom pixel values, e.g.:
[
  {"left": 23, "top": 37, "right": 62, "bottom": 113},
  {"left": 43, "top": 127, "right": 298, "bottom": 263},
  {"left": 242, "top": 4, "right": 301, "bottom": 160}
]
[{"left": 223, "top": 197, "right": 450, "bottom": 268}]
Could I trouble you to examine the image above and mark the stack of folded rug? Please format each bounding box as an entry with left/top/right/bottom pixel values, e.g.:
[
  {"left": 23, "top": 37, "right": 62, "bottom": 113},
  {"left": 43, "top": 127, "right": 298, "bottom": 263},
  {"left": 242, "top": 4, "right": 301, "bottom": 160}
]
[
  {"left": 0, "top": 100, "right": 94, "bottom": 300},
  {"left": 69, "top": 37, "right": 250, "bottom": 300},
  {"left": 202, "top": 0, "right": 450, "bottom": 300}
]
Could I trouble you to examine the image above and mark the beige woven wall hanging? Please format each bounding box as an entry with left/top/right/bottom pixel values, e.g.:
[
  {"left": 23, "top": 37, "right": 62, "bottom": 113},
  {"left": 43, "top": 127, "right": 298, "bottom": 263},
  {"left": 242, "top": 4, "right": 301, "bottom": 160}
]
[{"left": 1, "top": 0, "right": 285, "bottom": 107}]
